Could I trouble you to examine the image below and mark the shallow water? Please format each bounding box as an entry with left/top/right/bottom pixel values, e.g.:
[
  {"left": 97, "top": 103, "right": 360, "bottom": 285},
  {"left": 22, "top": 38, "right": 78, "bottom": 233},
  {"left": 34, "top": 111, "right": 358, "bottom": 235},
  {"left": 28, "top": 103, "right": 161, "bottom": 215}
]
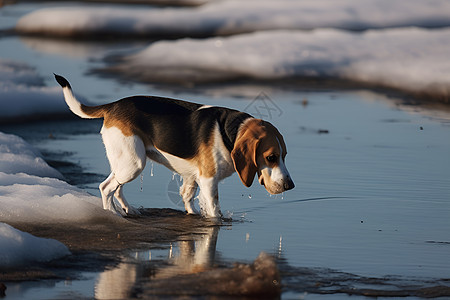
[
  {"left": 1, "top": 2, "right": 450, "bottom": 299},
  {"left": 2, "top": 87, "right": 450, "bottom": 299}
]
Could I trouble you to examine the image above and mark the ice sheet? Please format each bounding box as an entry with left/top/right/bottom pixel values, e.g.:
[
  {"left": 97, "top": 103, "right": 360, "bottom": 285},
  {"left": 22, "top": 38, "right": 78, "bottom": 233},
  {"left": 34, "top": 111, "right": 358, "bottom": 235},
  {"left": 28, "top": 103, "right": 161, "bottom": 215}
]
[
  {"left": 0, "top": 131, "right": 111, "bottom": 224},
  {"left": 15, "top": 0, "right": 450, "bottom": 37},
  {"left": 10, "top": 0, "right": 450, "bottom": 101},
  {"left": 113, "top": 28, "right": 450, "bottom": 99},
  {"left": 0, "top": 60, "right": 68, "bottom": 121},
  {"left": 0, "top": 131, "right": 62, "bottom": 179},
  {"left": 0, "top": 131, "right": 113, "bottom": 268},
  {"left": 0, "top": 222, "right": 70, "bottom": 268}
]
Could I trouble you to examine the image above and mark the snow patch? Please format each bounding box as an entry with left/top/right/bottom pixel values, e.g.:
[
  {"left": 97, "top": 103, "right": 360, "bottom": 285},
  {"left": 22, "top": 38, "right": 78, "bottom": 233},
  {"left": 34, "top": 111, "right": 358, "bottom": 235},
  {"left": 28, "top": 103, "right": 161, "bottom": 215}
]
[
  {"left": 0, "top": 132, "right": 63, "bottom": 179},
  {"left": 0, "top": 172, "right": 109, "bottom": 223},
  {"left": 111, "top": 28, "right": 450, "bottom": 99},
  {"left": 0, "top": 222, "right": 70, "bottom": 268},
  {"left": 15, "top": 0, "right": 450, "bottom": 38},
  {"left": 12, "top": 0, "right": 450, "bottom": 100},
  {"left": 0, "top": 59, "right": 68, "bottom": 122},
  {"left": 0, "top": 130, "right": 115, "bottom": 268},
  {"left": 0, "top": 131, "right": 112, "bottom": 224}
]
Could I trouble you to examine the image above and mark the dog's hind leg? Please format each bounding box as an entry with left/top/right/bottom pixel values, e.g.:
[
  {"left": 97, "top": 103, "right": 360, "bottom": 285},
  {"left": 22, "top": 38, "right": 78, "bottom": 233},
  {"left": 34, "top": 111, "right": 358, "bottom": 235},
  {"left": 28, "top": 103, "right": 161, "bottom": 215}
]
[
  {"left": 114, "top": 185, "right": 140, "bottom": 215},
  {"left": 99, "top": 173, "right": 125, "bottom": 216},
  {"left": 100, "top": 126, "right": 147, "bottom": 215}
]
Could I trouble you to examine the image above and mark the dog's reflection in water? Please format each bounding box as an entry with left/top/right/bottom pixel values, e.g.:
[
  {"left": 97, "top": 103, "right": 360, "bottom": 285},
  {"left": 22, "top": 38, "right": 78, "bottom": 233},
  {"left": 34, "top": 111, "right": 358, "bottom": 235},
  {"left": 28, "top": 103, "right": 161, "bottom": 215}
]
[
  {"left": 95, "top": 226, "right": 280, "bottom": 299},
  {"left": 164, "top": 226, "right": 219, "bottom": 275},
  {"left": 95, "top": 226, "right": 219, "bottom": 299}
]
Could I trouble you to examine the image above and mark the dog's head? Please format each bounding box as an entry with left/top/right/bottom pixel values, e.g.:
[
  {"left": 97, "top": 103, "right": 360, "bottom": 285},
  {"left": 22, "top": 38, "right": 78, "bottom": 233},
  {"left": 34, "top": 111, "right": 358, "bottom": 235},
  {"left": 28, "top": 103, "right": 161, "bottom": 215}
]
[{"left": 231, "top": 119, "right": 295, "bottom": 194}]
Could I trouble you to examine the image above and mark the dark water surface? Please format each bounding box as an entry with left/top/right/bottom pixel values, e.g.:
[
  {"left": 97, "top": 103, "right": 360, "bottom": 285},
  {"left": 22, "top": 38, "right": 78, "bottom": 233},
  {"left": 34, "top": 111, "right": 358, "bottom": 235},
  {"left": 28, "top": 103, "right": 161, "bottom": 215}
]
[{"left": 2, "top": 88, "right": 450, "bottom": 299}]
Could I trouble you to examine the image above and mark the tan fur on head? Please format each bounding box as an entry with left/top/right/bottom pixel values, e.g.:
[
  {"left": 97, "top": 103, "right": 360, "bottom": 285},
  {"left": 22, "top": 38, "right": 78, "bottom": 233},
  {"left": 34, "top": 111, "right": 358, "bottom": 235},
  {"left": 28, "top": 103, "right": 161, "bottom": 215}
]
[{"left": 231, "top": 119, "right": 294, "bottom": 193}]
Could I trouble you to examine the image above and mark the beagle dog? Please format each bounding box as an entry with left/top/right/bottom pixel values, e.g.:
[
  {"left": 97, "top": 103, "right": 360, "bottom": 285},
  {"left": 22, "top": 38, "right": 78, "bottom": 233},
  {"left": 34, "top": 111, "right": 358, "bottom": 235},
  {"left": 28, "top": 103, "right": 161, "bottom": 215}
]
[{"left": 55, "top": 75, "right": 294, "bottom": 218}]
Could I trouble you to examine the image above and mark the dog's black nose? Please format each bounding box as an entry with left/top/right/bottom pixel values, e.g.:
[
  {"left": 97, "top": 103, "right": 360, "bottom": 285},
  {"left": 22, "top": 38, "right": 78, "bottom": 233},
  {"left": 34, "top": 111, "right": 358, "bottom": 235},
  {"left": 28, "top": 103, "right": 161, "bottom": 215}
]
[{"left": 284, "top": 178, "right": 295, "bottom": 191}]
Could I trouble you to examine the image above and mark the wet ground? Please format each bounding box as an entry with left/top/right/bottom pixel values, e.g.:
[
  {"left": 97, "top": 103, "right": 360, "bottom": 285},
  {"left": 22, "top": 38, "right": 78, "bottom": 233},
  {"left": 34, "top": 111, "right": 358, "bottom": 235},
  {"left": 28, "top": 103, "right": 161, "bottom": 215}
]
[{"left": 1, "top": 2, "right": 450, "bottom": 299}]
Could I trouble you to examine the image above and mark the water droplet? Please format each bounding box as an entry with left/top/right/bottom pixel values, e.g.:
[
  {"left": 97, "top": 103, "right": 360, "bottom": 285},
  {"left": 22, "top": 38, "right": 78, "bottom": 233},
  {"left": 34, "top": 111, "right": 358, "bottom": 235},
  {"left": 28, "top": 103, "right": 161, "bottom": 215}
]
[
  {"left": 150, "top": 162, "right": 154, "bottom": 176},
  {"left": 248, "top": 194, "right": 252, "bottom": 199},
  {"left": 168, "top": 244, "right": 173, "bottom": 259},
  {"left": 140, "top": 173, "right": 144, "bottom": 192},
  {"left": 278, "top": 235, "right": 283, "bottom": 257}
]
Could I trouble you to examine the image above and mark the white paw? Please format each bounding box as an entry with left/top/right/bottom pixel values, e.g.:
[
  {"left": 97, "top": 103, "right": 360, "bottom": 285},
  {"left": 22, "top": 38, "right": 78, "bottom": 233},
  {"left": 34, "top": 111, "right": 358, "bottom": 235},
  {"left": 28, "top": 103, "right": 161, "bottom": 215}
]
[
  {"left": 105, "top": 201, "right": 127, "bottom": 217},
  {"left": 185, "top": 202, "right": 200, "bottom": 215},
  {"left": 125, "top": 205, "right": 141, "bottom": 216}
]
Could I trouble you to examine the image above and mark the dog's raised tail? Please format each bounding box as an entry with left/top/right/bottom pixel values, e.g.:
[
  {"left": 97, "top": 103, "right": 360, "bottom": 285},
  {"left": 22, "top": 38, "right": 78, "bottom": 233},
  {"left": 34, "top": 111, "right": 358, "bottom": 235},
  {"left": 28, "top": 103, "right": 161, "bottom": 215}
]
[{"left": 54, "top": 74, "right": 104, "bottom": 119}]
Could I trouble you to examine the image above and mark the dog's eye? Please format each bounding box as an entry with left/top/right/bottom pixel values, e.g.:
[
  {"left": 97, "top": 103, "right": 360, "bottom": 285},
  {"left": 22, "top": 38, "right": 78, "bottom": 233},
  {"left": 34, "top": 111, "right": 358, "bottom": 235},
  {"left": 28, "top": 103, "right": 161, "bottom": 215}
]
[{"left": 266, "top": 154, "right": 277, "bottom": 163}]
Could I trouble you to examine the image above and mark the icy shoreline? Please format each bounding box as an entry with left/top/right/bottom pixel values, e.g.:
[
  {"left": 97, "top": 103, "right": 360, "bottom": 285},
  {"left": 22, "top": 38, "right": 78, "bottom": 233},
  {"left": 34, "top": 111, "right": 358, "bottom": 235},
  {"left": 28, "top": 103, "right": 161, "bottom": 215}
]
[{"left": 0, "top": 131, "right": 113, "bottom": 268}]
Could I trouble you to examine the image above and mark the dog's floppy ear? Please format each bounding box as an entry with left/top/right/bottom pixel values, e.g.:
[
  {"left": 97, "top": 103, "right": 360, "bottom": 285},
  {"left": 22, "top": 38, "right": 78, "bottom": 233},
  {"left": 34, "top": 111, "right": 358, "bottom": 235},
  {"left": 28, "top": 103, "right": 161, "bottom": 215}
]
[
  {"left": 266, "top": 121, "right": 287, "bottom": 158},
  {"left": 231, "top": 128, "right": 260, "bottom": 187}
]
